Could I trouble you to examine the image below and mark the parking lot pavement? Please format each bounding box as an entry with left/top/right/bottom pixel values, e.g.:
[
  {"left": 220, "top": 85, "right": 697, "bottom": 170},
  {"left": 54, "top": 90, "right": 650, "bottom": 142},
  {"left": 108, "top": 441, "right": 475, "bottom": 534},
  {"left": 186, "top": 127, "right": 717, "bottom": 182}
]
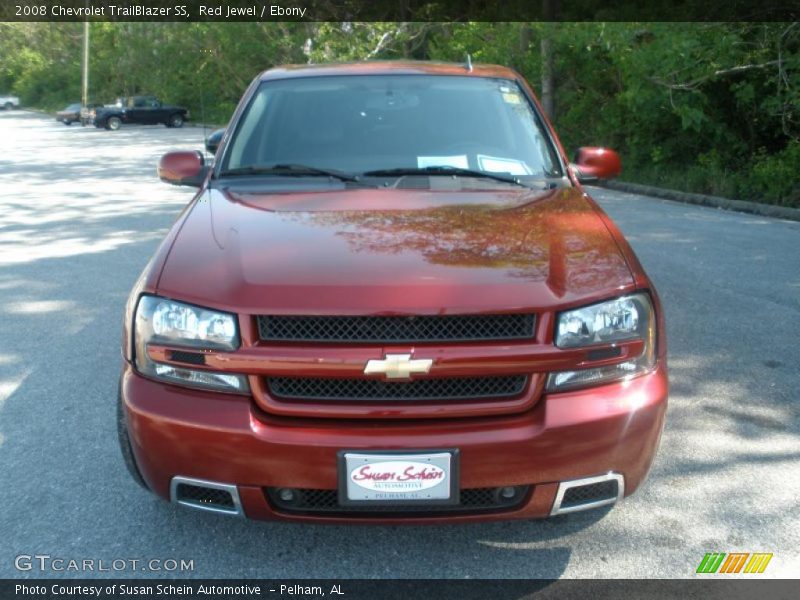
[{"left": 0, "top": 110, "right": 798, "bottom": 579}]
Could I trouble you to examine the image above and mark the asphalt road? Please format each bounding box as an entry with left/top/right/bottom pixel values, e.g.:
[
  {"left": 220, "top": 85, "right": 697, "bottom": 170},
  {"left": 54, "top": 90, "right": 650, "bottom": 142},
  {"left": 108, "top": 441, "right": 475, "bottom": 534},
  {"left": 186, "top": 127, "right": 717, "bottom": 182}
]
[{"left": 0, "top": 110, "right": 798, "bottom": 580}]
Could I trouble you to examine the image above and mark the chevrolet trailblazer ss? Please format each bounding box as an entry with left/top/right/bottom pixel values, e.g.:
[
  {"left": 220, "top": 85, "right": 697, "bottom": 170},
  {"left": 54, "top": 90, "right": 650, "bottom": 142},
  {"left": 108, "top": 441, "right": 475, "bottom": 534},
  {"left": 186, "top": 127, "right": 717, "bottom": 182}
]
[{"left": 118, "top": 61, "right": 668, "bottom": 522}]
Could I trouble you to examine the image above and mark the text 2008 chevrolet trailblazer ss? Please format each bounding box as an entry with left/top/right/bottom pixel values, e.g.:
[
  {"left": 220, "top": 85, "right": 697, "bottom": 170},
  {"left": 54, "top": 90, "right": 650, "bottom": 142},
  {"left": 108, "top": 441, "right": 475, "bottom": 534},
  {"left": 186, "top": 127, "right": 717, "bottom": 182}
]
[{"left": 119, "top": 61, "right": 668, "bottom": 523}]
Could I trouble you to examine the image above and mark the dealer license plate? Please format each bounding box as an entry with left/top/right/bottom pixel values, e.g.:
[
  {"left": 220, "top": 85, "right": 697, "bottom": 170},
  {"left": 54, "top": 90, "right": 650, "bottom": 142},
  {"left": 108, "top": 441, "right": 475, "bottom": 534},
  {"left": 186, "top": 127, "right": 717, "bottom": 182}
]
[{"left": 339, "top": 450, "right": 459, "bottom": 506}]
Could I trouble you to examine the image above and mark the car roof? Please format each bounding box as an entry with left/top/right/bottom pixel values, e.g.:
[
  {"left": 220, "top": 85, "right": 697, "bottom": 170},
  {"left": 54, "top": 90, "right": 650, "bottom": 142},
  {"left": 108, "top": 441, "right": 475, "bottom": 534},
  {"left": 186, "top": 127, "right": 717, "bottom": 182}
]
[{"left": 258, "top": 60, "right": 521, "bottom": 82}]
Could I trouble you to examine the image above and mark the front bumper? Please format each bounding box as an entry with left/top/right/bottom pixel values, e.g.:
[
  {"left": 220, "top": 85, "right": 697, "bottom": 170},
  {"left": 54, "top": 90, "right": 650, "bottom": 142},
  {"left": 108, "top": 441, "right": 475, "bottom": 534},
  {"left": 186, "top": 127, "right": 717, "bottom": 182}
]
[{"left": 121, "top": 362, "right": 667, "bottom": 523}]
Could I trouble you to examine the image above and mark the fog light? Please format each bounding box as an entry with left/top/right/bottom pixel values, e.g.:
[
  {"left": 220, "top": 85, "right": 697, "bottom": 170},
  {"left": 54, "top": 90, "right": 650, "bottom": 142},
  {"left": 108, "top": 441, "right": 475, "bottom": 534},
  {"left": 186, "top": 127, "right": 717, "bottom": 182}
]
[
  {"left": 278, "top": 488, "right": 296, "bottom": 502},
  {"left": 500, "top": 486, "right": 517, "bottom": 499}
]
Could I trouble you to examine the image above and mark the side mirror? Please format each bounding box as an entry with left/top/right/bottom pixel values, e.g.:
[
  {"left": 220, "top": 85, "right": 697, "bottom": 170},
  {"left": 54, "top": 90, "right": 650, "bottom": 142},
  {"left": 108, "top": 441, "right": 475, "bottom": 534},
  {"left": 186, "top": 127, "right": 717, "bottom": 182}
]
[
  {"left": 205, "top": 128, "right": 225, "bottom": 155},
  {"left": 571, "top": 147, "right": 622, "bottom": 183},
  {"left": 157, "top": 151, "right": 207, "bottom": 187}
]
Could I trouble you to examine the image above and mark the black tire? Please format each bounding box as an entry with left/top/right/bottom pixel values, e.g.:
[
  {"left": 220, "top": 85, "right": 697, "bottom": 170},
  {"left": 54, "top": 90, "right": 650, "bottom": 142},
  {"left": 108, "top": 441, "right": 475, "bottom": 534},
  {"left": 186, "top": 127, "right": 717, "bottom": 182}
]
[
  {"left": 3, "top": 102, "right": 12, "bottom": 110},
  {"left": 117, "top": 385, "right": 149, "bottom": 490},
  {"left": 63, "top": 120, "right": 72, "bottom": 126},
  {"left": 167, "top": 113, "right": 184, "bottom": 128},
  {"left": 106, "top": 116, "right": 121, "bottom": 131}
]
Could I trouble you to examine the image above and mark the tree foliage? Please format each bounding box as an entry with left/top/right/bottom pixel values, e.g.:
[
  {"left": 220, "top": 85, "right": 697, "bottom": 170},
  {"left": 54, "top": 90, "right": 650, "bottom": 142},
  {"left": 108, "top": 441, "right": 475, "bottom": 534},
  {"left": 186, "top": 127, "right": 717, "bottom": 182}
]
[{"left": 1, "top": 21, "right": 797, "bottom": 205}]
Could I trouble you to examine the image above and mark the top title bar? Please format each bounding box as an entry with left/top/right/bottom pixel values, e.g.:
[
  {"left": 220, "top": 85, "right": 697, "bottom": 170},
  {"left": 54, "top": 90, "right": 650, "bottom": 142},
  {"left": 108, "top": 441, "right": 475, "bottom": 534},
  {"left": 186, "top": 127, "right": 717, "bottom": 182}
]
[{"left": 2, "top": 0, "right": 799, "bottom": 22}]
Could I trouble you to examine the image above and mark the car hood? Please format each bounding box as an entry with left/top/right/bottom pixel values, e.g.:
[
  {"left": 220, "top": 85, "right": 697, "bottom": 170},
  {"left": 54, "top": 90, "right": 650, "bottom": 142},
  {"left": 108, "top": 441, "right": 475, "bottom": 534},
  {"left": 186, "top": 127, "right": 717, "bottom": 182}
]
[{"left": 156, "top": 185, "right": 635, "bottom": 314}]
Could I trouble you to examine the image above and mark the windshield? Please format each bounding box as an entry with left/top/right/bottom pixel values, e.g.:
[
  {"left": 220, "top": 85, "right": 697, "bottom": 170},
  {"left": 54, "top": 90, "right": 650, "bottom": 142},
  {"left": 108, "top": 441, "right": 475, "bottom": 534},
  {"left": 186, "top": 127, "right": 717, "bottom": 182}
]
[{"left": 222, "top": 74, "right": 563, "bottom": 180}]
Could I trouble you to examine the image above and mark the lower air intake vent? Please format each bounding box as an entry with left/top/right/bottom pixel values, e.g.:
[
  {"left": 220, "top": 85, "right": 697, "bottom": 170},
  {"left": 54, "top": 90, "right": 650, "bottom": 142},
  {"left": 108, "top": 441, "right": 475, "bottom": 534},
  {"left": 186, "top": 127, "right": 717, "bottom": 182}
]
[
  {"left": 170, "top": 476, "right": 243, "bottom": 516},
  {"left": 561, "top": 480, "right": 618, "bottom": 508},
  {"left": 550, "top": 473, "right": 624, "bottom": 516},
  {"left": 265, "top": 486, "right": 530, "bottom": 516},
  {"left": 176, "top": 484, "right": 234, "bottom": 508}
]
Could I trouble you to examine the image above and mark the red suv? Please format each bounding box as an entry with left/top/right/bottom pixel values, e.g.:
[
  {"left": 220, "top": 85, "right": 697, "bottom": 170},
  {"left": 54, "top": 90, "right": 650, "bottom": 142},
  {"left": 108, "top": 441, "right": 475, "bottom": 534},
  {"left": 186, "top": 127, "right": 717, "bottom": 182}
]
[{"left": 119, "top": 61, "right": 668, "bottom": 522}]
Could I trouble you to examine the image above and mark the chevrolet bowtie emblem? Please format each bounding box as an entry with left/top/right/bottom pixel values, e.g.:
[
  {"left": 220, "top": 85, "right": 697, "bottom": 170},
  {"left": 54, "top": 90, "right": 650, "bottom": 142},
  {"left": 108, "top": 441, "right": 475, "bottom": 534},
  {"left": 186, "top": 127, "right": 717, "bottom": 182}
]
[{"left": 363, "top": 353, "right": 433, "bottom": 380}]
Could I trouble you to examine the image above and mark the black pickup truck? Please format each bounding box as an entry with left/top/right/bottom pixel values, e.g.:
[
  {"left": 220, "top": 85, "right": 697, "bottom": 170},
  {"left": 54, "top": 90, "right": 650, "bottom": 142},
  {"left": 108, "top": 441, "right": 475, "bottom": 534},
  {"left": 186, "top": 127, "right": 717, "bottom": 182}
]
[{"left": 94, "top": 96, "right": 189, "bottom": 130}]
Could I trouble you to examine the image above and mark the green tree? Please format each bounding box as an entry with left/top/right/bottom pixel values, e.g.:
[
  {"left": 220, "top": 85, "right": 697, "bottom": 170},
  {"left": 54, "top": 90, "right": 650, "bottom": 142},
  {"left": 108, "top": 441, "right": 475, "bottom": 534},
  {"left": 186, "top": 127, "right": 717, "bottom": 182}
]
[{"left": 2, "top": 21, "right": 797, "bottom": 205}]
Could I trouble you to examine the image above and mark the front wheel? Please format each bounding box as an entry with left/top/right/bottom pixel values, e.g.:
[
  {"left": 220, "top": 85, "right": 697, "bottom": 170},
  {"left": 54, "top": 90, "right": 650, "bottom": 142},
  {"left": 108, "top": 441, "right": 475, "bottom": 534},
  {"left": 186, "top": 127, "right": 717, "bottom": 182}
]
[
  {"left": 63, "top": 120, "right": 72, "bottom": 126},
  {"left": 105, "top": 116, "right": 121, "bottom": 131},
  {"left": 167, "top": 113, "right": 184, "bottom": 128},
  {"left": 3, "top": 102, "right": 12, "bottom": 110}
]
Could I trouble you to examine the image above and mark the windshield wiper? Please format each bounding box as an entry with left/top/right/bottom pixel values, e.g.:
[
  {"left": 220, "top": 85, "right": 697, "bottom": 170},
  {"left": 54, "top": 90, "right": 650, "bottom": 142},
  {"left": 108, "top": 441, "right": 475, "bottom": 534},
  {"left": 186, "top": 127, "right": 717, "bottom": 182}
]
[
  {"left": 362, "top": 166, "right": 528, "bottom": 187},
  {"left": 219, "top": 164, "right": 360, "bottom": 183}
]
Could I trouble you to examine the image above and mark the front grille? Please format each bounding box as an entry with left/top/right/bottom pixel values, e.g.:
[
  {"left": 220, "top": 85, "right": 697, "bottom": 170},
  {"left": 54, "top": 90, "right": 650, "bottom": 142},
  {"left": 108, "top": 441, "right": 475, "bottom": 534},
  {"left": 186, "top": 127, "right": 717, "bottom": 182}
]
[
  {"left": 257, "top": 313, "right": 536, "bottom": 343},
  {"left": 267, "top": 375, "right": 528, "bottom": 402},
  {"left": 561, "top": 480, "right": 618, "bottom": 508},
  {"left": 175, "top": 483, "right": 234, "bottom": 509},
  {"left": 265, "top": 486, "right": 530, "bottom": 516}
]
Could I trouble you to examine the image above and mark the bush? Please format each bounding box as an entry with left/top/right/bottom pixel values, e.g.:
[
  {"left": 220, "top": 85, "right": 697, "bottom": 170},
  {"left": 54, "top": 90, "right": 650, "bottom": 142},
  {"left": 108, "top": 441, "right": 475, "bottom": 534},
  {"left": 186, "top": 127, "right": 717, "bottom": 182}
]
[{"left": 743, "top": 142, "right": 800, "bottom": 207}]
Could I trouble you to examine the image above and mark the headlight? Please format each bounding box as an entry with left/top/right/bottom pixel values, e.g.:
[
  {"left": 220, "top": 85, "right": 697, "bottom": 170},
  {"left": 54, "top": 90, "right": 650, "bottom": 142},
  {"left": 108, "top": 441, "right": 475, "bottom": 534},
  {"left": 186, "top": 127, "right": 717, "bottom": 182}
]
[
  {"left": 555, "top": 295, "right": 647, "bottom": 348},
  {"left": 133, "top": 295, "right": 249, "bottom": 393},
  {"left": 547, "top": 293, "right": 656, "bottom": 392},
  {"left": 150, "top": 299, "right": 238, "bottom": 349}
]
